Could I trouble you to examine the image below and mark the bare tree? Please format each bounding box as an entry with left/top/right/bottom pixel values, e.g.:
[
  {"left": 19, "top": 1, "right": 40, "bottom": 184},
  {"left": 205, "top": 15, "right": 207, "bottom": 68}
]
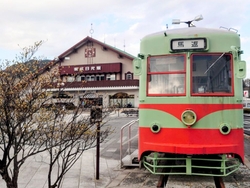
[
  {"left": 42, "top": 106, "right": 110, "bottom": 188},
  {"left": 0, "top": 42, "right": 110, "bottom": 188}
]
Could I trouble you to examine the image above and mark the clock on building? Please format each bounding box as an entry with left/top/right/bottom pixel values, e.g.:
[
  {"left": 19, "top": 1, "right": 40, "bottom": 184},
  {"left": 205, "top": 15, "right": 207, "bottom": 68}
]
[{"left": 85, "top": 48, "right": 96, "bottom": 57}]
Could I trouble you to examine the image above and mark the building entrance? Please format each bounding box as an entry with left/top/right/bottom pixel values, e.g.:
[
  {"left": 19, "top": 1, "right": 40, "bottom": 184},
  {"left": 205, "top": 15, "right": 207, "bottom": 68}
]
[{"left": 109, "top": 92, "right": 134, "bottom": 108}]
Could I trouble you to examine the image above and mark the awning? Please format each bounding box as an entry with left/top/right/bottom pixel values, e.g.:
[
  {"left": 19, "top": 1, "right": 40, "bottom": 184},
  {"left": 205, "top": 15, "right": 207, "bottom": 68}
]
[{"left": 112, "top": 92, "right": 129, "bottom": 98}]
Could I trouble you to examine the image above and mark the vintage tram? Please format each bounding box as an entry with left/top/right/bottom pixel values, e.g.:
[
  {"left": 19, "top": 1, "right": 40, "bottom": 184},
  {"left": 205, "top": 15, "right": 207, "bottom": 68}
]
[{"left": 133, "top": 23, "right": 246, "bottom": 176}]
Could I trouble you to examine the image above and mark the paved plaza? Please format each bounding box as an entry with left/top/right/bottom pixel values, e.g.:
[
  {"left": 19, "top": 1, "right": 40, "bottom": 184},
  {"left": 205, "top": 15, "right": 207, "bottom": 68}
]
[{"left": 1, "top": 111, "right": 250, "bottom": 187}]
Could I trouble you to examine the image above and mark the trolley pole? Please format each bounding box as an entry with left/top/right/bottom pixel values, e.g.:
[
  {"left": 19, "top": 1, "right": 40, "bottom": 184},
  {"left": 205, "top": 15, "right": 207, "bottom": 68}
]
[{"left": 96, "top": 121, "right": 100, "bottom": 180}]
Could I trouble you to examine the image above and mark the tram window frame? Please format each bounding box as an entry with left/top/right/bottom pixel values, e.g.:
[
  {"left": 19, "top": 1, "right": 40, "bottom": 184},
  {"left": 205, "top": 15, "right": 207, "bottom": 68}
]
[
  {"left": 147, "top": 54, "right": 186, "bottom": 96},
  {"left": 191, "top": 53, "right": 234, "bottom": 96}
]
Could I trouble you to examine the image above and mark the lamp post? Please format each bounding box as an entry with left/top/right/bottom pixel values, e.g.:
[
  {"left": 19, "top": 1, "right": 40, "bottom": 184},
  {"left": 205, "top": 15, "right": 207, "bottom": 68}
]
[{"left": 90, "top": 106, "right": 102, "bottom": 180}]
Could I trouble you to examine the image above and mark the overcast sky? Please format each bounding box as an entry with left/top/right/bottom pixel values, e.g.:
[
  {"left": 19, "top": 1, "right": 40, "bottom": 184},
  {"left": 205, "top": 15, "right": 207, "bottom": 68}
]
[{"left": 1, "top": 0, "right": 250, "bottom": 77}]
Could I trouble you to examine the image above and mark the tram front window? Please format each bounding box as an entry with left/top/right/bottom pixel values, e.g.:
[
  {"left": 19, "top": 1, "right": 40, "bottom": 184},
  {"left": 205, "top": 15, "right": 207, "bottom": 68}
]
[
  {"left": 147, "top": 55, "right": 186, "bottom": 95},
  {"left": 191, "top": 53, "right": 232, "bottom": 95}
]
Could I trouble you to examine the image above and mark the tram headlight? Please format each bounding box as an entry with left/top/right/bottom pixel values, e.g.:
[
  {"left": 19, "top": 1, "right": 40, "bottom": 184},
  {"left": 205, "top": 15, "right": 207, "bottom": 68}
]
[
  {"left": 181, "top": 110, "right": 197, "bottom": 126},
  {"left": 219, "top": 123, "right": 231, "bottom": 135},
  {"left": 150, "top": 123, "right": 161, "bottom": 133}
]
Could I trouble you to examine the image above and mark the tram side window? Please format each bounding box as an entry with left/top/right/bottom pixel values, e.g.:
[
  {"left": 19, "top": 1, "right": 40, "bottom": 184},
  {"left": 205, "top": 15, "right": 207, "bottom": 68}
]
[
  {"left": 191, "top": 54, "right": 232, "bottom": 95},
  {"left": 147, "top": 55, "right": 185, "bottom": 95}
]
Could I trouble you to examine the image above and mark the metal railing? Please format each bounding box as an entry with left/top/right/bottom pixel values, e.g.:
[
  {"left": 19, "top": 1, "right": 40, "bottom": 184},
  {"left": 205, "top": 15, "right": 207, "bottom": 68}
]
[{"left": 120, "top": 119, "right": 139, "bottom": 167}]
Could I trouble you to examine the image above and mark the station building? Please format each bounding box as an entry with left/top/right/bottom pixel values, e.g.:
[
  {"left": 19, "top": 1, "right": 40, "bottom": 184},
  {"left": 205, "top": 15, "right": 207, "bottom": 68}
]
[{"left": 46, "top": 36, "right": 139, "bottom": 108}]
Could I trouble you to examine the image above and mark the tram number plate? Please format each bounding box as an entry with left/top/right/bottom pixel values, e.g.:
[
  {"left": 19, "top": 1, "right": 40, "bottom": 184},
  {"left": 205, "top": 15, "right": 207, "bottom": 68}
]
[{"left": 171, "top": 38, "right": 206, "bottom": 51}]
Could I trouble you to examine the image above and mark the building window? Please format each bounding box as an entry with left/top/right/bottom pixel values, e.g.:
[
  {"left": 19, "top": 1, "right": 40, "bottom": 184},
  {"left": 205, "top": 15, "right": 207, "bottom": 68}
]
[
  {"left": 106, "top": 74, "right": 115, "bottom": 80},
  {"left": 96, "top": 74, "right": 104, "bottom": 81},
  {"left": 125, "top": 72, "right": 133, "bottom": 80},
  {"left": 67, "top": 76, "right": 75, "bottom": 82},
  {"left": 76, "top": 75, "right": 81, "bottom": 82},
  {"left": 106, "top": 74, "right": 110, "bottom": 80},
  {"left": 86, "top": 75, "right": 95, "bottom": 81},
  {"left": 90, "top": 75, "right": 95, "bottom": 81},
  {"left": 81, "top": 76, "right": 85, "bottom": 81}
]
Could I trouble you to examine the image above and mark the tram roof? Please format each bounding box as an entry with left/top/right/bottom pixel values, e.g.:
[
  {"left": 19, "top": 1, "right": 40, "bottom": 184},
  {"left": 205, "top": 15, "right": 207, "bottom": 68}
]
[{"left": 144, "top": 27, "right": 239, "bottom": 38}]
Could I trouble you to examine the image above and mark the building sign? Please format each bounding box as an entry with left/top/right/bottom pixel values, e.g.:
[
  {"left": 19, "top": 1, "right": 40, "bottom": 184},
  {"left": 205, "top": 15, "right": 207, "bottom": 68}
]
[
  {"left": 171, "top": 38, "right": 207, "bottom": 51},
  {"left": 59, "top": 63, "right": 122, "bottom": 75},
  {"left": 85, "top": 48, "right": 96, "bottom": 57},
  {"left": 74, "top": 65, "right": 101, "bottom": 72}
]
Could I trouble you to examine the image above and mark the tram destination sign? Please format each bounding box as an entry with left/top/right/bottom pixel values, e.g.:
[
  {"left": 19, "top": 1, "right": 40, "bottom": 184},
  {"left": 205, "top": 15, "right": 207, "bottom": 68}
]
[{"left": 171, "top": 38, "right": 207, "bottom": 51}]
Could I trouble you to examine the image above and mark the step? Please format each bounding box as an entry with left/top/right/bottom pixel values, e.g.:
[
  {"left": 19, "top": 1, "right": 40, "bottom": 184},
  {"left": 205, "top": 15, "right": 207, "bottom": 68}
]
[{"left": 122, "top": 149, "right": 139, "bottom": 167}]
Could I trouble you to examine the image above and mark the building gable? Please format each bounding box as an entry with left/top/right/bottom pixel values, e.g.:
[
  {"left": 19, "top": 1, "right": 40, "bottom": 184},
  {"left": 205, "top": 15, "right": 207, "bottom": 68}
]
[{"left": 57, "top": 36, "right": 135, "bottom": 63}]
